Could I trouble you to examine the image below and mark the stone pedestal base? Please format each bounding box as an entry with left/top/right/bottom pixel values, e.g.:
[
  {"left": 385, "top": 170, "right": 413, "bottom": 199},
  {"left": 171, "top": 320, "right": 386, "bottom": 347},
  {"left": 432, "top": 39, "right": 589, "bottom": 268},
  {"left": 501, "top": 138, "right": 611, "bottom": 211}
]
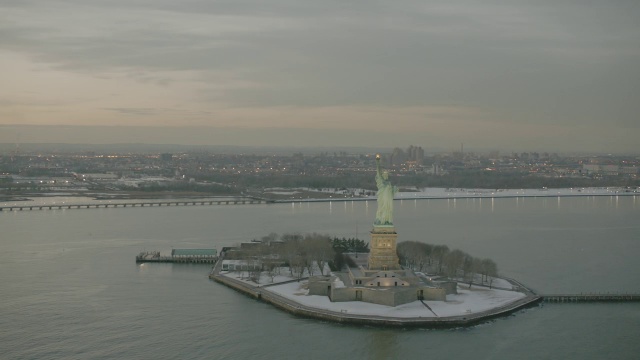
[{"left": 368, "top": 226, "right": 400, "bottom": 270}]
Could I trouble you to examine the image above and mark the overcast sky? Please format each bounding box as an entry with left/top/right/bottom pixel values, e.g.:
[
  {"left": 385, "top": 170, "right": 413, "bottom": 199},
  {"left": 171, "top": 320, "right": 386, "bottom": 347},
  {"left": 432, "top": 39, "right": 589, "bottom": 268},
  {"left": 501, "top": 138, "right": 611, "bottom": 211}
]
[{"left": 1, "top": 0, "right": 638, "bottom": 153}]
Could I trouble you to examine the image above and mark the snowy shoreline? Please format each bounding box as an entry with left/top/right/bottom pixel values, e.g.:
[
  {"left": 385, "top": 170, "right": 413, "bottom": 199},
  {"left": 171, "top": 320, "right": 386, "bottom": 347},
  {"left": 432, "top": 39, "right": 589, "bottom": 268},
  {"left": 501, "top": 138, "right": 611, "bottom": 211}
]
[
  {"left": 270, "top": 186, "right": 639, "bottom": 203},
  {"left": 2, "top": 186, "right": 637, "bottom": 207},
  {"left": 211, "top": 270, "right": 542, "bottom": 328},
  {"left": 396, "top": 186, "right": 638, "bottom": 199}
]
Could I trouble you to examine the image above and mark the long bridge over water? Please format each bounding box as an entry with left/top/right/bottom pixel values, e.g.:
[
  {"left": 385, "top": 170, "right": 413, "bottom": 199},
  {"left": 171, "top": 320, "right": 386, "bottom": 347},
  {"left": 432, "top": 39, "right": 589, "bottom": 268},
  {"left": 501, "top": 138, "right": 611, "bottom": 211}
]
[{"left": 0, "top": 199, "right": 270, "bottom": 212}]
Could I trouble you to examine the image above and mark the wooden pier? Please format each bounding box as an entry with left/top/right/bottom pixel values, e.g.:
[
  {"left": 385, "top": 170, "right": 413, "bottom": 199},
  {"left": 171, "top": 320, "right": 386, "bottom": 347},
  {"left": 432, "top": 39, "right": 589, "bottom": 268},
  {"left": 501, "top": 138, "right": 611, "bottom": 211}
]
[
  {"left": 543, "top": 294, "right": 640, "bottom": 303},
  {"left": 1, "top": 199, "right": 270, "bottom": 212}
]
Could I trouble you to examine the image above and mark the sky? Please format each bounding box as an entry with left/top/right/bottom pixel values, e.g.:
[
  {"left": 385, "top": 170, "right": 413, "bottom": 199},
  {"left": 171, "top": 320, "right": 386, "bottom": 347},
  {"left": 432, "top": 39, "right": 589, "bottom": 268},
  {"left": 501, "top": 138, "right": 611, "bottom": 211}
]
[{"left": 1, "top": 0, "right": 639, "bottom": 153}]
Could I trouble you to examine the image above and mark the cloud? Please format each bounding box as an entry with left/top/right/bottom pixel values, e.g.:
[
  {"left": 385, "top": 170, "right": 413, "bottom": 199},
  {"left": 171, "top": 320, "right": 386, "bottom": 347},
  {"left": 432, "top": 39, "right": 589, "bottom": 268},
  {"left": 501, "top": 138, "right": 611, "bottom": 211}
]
[
  {"left": 0, "top": 0, "right": 639, "bottom": 151},
  {"left": 102, "top": 107, "right": 161, "bottom": 116}
]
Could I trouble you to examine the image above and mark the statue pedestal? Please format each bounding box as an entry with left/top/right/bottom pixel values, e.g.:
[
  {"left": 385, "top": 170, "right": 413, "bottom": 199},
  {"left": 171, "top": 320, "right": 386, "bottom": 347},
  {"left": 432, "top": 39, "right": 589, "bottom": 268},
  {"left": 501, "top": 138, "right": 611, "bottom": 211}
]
[{"left": 368, "top": 225, "right": 401, "bottom": 270}]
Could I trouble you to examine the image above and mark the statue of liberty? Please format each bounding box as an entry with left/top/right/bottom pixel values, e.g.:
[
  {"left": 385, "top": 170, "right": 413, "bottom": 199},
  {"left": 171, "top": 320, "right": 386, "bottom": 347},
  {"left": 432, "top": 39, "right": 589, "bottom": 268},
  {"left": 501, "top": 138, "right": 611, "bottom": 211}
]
[{"left": 374, "top": 154, "right": 398, "bottom": 226}]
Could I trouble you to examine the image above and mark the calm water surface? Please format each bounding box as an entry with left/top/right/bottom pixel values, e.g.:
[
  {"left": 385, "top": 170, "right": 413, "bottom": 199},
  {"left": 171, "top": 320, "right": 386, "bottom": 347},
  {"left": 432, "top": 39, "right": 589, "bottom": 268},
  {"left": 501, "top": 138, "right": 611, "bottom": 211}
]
[{"left": 1, "top": 196, "right": 639, "bottom": 359}]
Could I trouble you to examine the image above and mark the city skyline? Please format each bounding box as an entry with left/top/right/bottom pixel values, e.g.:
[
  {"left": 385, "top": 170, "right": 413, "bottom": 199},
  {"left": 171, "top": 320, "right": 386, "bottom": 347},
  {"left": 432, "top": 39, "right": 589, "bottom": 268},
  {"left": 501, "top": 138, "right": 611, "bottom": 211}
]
[{"left": 1, "top": 0, "right": 639, "bottom": 153}]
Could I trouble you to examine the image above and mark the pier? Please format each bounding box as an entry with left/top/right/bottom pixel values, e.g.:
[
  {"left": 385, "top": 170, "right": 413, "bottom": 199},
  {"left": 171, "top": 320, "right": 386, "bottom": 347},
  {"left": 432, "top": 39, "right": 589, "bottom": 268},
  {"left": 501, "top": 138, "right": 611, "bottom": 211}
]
[
  {"left": 1, "top": 199, "right": 270, "bottom": 212},
  {"left": 136, "top": 249, "right": 218, "bottom": 264},
  {"left": 542, "top": 294, "right": 640, "bottom": 303}
]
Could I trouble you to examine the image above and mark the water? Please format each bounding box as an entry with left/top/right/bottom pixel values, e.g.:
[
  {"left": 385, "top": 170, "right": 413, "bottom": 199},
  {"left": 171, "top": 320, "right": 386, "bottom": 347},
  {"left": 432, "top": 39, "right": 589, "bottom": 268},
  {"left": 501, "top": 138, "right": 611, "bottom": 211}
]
[{"left": 1, "top": 196, "right": 639, "bottom": 359}]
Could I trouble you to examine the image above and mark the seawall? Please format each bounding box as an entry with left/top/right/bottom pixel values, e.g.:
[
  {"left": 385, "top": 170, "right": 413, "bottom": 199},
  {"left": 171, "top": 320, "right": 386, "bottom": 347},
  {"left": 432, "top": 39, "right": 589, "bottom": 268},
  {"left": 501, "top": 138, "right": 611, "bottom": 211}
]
[{"left": 210, "top": 273, "right": 543, "bottom": 328}]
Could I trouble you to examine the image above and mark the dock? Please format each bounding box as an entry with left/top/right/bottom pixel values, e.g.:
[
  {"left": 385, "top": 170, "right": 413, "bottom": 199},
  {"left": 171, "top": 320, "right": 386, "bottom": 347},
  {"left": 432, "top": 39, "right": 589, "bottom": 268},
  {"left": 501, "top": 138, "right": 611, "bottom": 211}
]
[{"left": 136, "top": 249, "right": 218, "bottom": 264}]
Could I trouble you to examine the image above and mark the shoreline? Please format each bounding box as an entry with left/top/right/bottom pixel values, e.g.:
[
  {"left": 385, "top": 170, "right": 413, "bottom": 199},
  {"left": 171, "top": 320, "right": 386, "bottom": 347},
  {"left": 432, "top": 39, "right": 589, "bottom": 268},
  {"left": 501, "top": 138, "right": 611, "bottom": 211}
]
[
  {"left": 2, "top": 186, "right": 638, "bottom": 207},
  {"left": 208, "top": 254, "right": 543, "bottom": 329},
  {"left": 272, "top": 192, "right": 638, "bottom": 204},
  {"left": 209, "top": 272, "right": 543, "bottom": 328}
]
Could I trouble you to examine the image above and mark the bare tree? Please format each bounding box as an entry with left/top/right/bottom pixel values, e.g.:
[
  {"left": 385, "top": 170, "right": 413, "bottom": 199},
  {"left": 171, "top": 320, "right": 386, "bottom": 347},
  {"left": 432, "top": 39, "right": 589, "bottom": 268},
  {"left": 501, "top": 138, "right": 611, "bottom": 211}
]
[
  {"left": 480, "top": 258, "right": 498, "bottom": 287},
  {"left": 397, "top": 241, "right": 432, "bottom": 271},
  {"left": 247, "top": 258, "right": 262, "bottom": 283},
  {"left": 444, "top": 249, "right": 466, "bottom": 278},
  {"left": 289, "top": 254, "right": 306, "bottom": 280},
  {"left": 415, "top": 243, "right": 432, "bottom": 272},
  {"left": 397, "top": 241, "right": 417, "bottom": 270},
  {"left": 431, "top": 245, "right": 450, "bottom": 275},
  {"left": 280, "top": 234, "right": 309, "bottom": 279},
  {"left": 465, "top": 257, "right": 484, "bottom": 288},
  {"left": 281, "top": 233, "right": 303, "bottom": 243},
  {"left": 263, "top": 257, "right": 282, "bottom": 283},
  {"left": 462, "top": 254, "right": 474, "bottom": 279},
  {"left": 305, "top": 233, "right": 335, "bottom": 275},
  {"left": 396, "top": 240, "right": 500, "bottom": 284}
]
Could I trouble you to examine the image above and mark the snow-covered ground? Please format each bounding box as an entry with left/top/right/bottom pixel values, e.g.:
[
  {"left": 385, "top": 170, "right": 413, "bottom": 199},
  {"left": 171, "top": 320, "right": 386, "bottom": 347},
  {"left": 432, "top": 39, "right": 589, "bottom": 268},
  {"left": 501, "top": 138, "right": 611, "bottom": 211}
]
[
  {"left": 263, "top": 186, "right": 638, "bottom": 202},
  {"left": 220, "top": 263, "right": 330, "bottom": 287},
  {"left": 480, "top": 277, "right": 513, "bottom": 289},
  {"left": 221, "top": 271, "right": 295, "bottom": 285},
  {"left": 264, "top": 191, "right": 302, "bottom": 195},
  {"left": 266, "top": 281, "right": 525, "bottom": 318},
  {"left": 447, "top": 275, "right": 514, "bottom": 290},
  {"left": 3, "top": 186, "right": 636, "bottom": 207},
  {"left": 396, "top": 187, "right": 637, "bottom": 199},
  {"left": 218, "top": 265, "right": 527, "bottom": 318}
]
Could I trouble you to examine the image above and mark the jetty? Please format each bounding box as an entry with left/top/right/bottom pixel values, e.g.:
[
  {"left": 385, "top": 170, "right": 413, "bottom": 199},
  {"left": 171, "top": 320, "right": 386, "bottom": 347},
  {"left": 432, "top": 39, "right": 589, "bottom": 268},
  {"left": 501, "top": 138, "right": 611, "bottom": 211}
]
[{"left": 136, "top": 249, "right": 218, "bottom": 264}]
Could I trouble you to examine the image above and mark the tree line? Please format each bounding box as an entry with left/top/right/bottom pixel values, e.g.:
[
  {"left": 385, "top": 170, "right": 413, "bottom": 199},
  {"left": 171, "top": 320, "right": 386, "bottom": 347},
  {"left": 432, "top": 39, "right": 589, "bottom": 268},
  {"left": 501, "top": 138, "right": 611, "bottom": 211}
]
[
  {"left": 226, "top": 233, "right": 371, "bottom": 283},
  {"left": 227, "top": 232, "right": 497, "bottom": 286},
  {"left": 203, "top": 170, "right": 639, "bottom": 192},
  {"left": 397, "top": 241, "right": 498, "bottom": 286},
  {"left": 227, "top": 232, "right": 358, "bottom": 283}
]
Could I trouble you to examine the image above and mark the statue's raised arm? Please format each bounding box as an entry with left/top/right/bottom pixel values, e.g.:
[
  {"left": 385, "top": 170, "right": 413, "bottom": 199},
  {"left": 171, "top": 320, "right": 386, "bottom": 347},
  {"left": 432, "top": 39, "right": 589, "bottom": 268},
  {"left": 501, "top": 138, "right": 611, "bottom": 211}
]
[
  {"left": 374, "top": 154, "right": 397, "bottom": 226},
  {"left": 375, "top": 155, "right": 384, "bottom": 188}
]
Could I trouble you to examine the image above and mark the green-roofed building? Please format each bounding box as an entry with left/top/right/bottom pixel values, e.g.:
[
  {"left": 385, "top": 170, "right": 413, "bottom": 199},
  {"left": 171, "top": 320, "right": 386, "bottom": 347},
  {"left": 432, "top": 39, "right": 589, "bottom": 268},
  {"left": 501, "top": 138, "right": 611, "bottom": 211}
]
[{"left": 171, "top": 249, "right": 217, "bottom": 258}]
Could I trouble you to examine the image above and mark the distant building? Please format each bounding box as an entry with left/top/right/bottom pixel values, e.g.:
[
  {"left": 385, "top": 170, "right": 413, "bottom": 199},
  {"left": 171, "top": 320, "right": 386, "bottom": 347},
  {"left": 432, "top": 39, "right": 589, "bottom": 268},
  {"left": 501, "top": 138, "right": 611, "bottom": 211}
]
[
  {"left": 75, "top": 173, "right": 120, "bottom": 181},
  {"left": 240, "top": 242, "right": 262, "bottom": 251},
  {"left": 621, "top": 166, "right": 638, "bottom": 175},
  {"left": 221, "top": 260, "right": 261, "bottom": 272},
  {"left": 406, "top": 145, "right": 424, "bottom": 165},
  {"left": 582, "top": 164, "right": 620, "bottom": 176}
]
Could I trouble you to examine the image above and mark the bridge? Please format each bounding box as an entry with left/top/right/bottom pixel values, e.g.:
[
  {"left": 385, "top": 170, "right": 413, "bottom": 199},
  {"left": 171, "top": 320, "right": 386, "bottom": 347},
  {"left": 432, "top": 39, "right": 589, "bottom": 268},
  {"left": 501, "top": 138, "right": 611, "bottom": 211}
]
[
  {"left": 0, "top": 199, "right": 270, "bottom": 212},
  {"left": 542, "top": 294, "right": 640, "bottom": 303}
]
